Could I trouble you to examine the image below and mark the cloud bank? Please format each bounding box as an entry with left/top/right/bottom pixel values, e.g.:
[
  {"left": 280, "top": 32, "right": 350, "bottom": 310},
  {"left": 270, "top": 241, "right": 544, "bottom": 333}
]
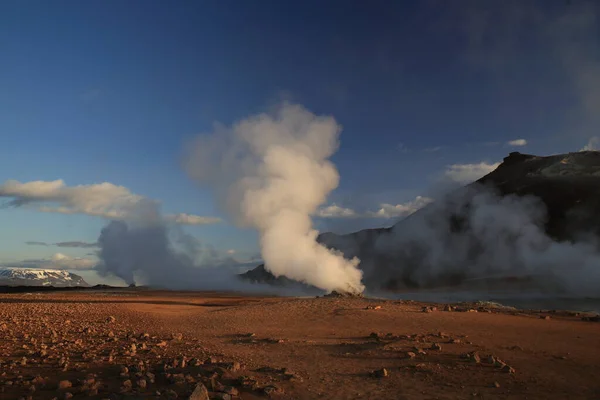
[
  {"left": 25, "top": 241, "right": 98, "bottom": 248},
  {"left": 0, "top": 179, "right": 220, "bottom": 225}
]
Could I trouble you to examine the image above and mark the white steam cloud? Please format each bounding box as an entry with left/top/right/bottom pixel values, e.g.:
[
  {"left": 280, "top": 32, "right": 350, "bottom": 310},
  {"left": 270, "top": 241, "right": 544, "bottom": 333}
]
[
  {"left": 581, "top": 136, "right": 600, "bottom": 151},
  {"left": 185, "top": 103, "right": 364, "bottom": 293},
  {"left": 322, "top": 185, "right": 600, "bottom": 297}
]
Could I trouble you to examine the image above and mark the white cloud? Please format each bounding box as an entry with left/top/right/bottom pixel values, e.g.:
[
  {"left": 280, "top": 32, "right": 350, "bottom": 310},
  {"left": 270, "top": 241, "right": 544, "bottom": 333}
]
[
  {"left": 581, "top": 136, "right": 600, "bottom": 151},
  {"left": 48, "top": 253, "right": 96, "bottom": 270},
  {"left": 165, "top": 213, "right": 222, "bottom": 225},
  {"left": 226, "top": 249, "right": 236, "bottom": 255},
  {"left": 444, "top": 162, "right": 500, "bottom": 184},
  {"left": 368, "top": 196, "right": 434, "bottom": 219},
  {"left": 316, "top": 196, "right": 433, "bottom": 219},
  {"left": 5, "top": 253, "right": 97, "bottom": 271},
  {"left": 507, "top": 139, "right": 527, "bottom": 146},
  {"left": 0, "top": 179, "right": 220, "bottom": 225},
  {"left": 315, "top": 204, "right": 357, "bottom": 218}
]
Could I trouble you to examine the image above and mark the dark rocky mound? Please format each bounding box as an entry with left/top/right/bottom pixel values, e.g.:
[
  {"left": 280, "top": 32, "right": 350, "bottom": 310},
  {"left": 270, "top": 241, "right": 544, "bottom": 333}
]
[{"left": 240, "top": 151, "right": 600, "bottom": 292}]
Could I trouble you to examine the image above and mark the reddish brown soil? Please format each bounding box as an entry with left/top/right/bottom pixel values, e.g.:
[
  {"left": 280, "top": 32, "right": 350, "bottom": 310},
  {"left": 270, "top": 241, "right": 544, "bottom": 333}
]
[{"left": 0, "top": 290, "right": 599, "bottom": 400}]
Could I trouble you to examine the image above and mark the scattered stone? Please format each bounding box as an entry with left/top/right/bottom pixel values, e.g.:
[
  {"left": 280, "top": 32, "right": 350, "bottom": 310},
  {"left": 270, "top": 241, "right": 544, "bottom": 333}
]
[
  {"left": 405, "top": 351, "right": 416, "bottom": 359},
  {"left": 262, "top": 384, "right": 283, "bottom": 395},
  {"left": 58, "top": 380, "right": 72, "bottom": 389},
  {"left": 540, "top": 315, "right": 551, "bottom": 320},
  {"left": 501, "top": 365, "right": 516, "bottom": 374},
  {"left": 369, "top": 332, "right": 381, "bottom": 340},
  {"left": 222, "top": 361, "right": 241, "bottom": 372},
  {"left": 462, "top": 351, "right": 481, "bottom": 364},
  {"left": 422, "top": 306, "right": 436, "bottom": 313},
  {"left": 106, "top": 316, "right": 116, "bottom": 323},
  {"left": 371, "top": 368, "right": 389, "bottom": 378},
  {"left": 443, "top": 305, "right": 456, "bottom": 312},
  {"left": 188, "top": 383, "right": 210, "bottom": 400},
  {"left": 482, "top": 354, "right": 497, "bottom": 364},
  {"left": 365, "top": 305, "right": 382, "bottom": 310},
  {"left": 430, "top": 343, "right": 442, "bottom": 351}
]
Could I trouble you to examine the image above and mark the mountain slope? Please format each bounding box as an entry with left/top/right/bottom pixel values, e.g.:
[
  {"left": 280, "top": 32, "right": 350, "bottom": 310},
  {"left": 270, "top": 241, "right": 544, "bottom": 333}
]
[
  {"left": 0, "top": 268, "right": 89, "bottom": 287},
  {"left": 240, "top": 151, "right": 600, "bottom": 292}
]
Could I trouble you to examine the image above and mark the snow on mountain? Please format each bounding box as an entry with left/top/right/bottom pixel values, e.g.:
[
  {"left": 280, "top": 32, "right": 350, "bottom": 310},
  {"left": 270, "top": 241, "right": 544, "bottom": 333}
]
[{"left": 0, "top": 268, "right": 89, "bottom": 287}]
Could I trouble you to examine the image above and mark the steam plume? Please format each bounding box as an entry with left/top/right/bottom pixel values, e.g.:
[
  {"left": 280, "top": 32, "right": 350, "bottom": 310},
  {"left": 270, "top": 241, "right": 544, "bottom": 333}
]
[
  {"left": 94, "top": 204, "right": 261, "bottom": 291},
  {"left": 358, "top": 184, "right": 600, "bottom": 296},
  {"left": 185, "top": 103, "right": 364, "bottom": 293}
]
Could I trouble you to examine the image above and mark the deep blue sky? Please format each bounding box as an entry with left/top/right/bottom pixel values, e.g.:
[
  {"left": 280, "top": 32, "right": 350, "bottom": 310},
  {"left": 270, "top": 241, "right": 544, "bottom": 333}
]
[{"left": 1, "top": 0, "right": 598, "bottom": 278}]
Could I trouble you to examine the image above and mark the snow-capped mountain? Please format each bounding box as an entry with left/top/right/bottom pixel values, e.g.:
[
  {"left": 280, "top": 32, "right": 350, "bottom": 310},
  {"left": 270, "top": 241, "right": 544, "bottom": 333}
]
[{"left": 0, "top": 268, "right": 89, "bottom": 287}]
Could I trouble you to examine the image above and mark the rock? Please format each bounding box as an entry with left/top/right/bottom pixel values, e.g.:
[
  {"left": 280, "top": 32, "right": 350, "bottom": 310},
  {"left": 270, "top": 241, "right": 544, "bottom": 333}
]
[
  {"left": 493, "top": 381, "right": 501, "bottom": 388},
  {"left": 462, "top": 351, "right": 481, "bottom": 364},
  {"left": 237, "top": 376, "right": 258, "bottom": 390},
  {"left": 106, "top": 316, "right": 116, "bottom": 323},
  {"left": 188, "top": 383, "right": 209, "bottom": 400},
  {"left": 58, "top": 380, "right": 72, "bottom": 389},
  {"left": 501, "top": 365, "right": 516, "bottom": 374},
  {"left": 204, "top": 356, "right": 218, "bottom": 365},
  {"left": 540, "top": 315, "right": 551, "bottom": 320},
  {"left": 405, "top": 351, "right": 416, "bottom": 359},
  {"left": 430, "top": 343, "right": 442, "bottom": 351},
  {"left": 222, "top": 361, "right": 241, "bottom": 372},
  {"left": 443, "top": 305, "right": 455, "bottom": 312},
  {"left": 482, "top": 355, "right": 497, "bottom": 364},
  {"left": 63, "top": 393, "right": 73, "bottom": 400},
  {"left": 365, "top": 305, "right": 382, "bottom": 310},
  {"left": 121, "top": 379, "right": 132, "bottom": 392},
  {"left": 137, "top": 379, "right": 147, "bottom": 389},
  {"left": 262, "top": 384, "right": 283, "bottom": 395},
  {"left": 369, "top": 332, "right": 380, "bottom": 339},
  {"left": 422, "top": 306, "right": 434, "bottom": 313},
  {"left": 171, "top": 333, "right": 183, "bottom": 341},
  {"left": 371, "top": 368, "right": 389, "bottom": 378}
]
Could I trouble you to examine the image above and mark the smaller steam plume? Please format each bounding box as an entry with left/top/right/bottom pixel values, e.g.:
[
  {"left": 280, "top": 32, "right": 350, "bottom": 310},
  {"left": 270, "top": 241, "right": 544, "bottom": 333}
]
[
  {"left": 185, "top": 103, "right": 364, "bottom": 294},
  {"left": 94, "top": 204, "right": 265, "bottom": 291}
]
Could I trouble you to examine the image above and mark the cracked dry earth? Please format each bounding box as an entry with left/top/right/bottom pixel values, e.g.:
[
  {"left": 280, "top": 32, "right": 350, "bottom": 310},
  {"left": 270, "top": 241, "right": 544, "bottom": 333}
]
[{"left": 0, "top": 290, "right": 599, "bottom": 400}]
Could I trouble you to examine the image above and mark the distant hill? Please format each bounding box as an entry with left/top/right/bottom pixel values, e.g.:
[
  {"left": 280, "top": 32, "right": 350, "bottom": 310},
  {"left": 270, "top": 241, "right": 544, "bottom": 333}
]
[
  {"left": 0, "top": 268, "right": 89, "bottom": 287},
  {"left": 240, "top": 151, "right": 600, "bottom": 292}
]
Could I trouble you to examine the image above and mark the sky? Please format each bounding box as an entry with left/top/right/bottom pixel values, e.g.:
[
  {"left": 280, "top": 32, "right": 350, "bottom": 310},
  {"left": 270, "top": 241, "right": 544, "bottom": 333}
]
[{"left": 1, "top": 0, "right": 599, "bottom": 284}]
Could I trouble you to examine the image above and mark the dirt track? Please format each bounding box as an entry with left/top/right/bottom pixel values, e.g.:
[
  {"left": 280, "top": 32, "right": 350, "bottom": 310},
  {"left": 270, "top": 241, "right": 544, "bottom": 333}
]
[{"left": 0, "top": 290, "right": 599, "bottom": 399}]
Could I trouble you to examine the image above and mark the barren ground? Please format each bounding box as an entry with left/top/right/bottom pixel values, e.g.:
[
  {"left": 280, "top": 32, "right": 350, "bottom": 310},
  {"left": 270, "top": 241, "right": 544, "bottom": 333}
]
[{"left": 0, "top": 290, "right": 599, "bottom": 400}]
